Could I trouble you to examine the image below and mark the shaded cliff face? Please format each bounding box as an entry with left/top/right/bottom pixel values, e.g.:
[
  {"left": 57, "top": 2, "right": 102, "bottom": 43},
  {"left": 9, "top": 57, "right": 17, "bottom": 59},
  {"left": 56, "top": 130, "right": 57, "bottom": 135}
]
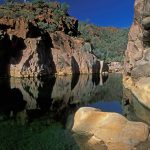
[
  {"left": 124, "top": 0, "right": 150, "bottom": 114},
  {"left": 124, "top": 0, "right": 150, "bottom": 79},
  {"left": 0, "top": 2, "right": 104, "bottom": 77}
]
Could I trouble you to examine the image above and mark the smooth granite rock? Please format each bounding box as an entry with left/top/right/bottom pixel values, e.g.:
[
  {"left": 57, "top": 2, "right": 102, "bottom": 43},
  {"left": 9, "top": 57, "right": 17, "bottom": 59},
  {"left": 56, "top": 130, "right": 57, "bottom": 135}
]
[{"left": 71, "top": 107, "right": 149, "bottom": 150}]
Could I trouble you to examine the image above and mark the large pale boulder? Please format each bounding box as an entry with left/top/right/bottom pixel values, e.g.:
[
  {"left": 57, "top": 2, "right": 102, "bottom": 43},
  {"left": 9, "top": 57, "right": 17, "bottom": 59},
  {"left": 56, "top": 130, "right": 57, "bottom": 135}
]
[{"left": 71, "top": 107, "right": 149, "bottom": 150}]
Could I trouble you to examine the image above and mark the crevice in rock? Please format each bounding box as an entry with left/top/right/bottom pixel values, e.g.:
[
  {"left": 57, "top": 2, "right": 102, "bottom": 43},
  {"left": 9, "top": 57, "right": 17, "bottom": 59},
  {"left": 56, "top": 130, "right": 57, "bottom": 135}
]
[
  {"left": 0, "top": 24, "right": 11, "bottom": 30},
  {"left": 0, "top": 33, "right": 26, "bottom": 76},
  {"left": 26, "top": 22, "right": 42, "bottom": 38},
  {"left": 11, "top": 35, "right": 26, "bottom": 64},
  {"left": 37, "top": 32, "right": 56, "bottom": 76},
  {"left": 71, "top": 56, "right": 80, "bottom": 74},
  {"left": 0, "top": 34, "right": 12, "bottom": 77}
]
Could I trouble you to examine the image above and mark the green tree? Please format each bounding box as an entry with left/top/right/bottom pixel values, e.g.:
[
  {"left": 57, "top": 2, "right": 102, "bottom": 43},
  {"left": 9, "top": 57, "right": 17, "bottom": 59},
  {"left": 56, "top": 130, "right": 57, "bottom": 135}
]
[
  {"left": 5, "top": 0, "right": 15, "bottom": 3},
  {"left": 61, "top": 2, "right": 69, "bottom": 14},
  {"left": 78, "top": 22, "right": 129, "bottom": 62}
]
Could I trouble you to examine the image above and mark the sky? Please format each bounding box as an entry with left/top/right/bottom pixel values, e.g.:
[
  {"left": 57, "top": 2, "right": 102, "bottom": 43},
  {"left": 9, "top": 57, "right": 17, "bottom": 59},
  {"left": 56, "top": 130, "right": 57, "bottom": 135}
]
[
  {"left": 58, "top": 0, "right": 135, "bottom": 28},
  {"left": 0, "top": 0, "right": 135, "bottom": 28}
]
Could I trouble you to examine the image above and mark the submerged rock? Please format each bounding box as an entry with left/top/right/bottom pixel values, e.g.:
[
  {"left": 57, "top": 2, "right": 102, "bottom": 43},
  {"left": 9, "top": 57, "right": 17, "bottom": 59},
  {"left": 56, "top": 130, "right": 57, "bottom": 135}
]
[{"left": 71, "top": 107, "right": 149, "bottom": 150}]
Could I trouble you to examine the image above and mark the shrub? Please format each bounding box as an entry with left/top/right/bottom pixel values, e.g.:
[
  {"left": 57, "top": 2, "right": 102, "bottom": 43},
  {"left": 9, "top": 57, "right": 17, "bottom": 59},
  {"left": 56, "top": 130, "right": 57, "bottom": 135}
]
[
  {"left": 61, "top": 2, "right": 69, "bottom": 14},
  {"left": 0, "top": 12, "right": 4, "bottom": 18},
  {"left": 53, "top": 9, "right": 64, "bottom": 22},
  {"left": 37, "top": 21, "right": 57, "bottom": 32},
  {"left": 78, "top": 22, "right": 129, "bottom": 62},
  {"left": 47, "top": 24, "right": 57, "bottom": 32}
]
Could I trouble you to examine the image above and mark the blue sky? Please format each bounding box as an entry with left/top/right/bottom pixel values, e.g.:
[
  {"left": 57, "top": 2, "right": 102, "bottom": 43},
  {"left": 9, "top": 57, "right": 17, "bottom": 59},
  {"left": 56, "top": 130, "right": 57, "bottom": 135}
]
[
  {"left": 0, "top": 0, "right": 135, "bottom": 27},
  {"left": 58, "top": 0, "right": 134, "bottom": 28}
]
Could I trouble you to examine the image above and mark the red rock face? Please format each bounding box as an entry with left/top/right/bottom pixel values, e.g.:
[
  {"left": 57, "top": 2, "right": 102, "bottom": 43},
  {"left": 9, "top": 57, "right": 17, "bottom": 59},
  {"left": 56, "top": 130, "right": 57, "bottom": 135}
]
[
  {"left": 10, "top": 31, "right": 101, "bottom": 77},
  {"left": 50, "top": 31, "right": 100, "bottom": 75},
  {"left": 124, "top": 0, "right": 150, "bottom": 79},
  {"left": 0, "top": 3, "right": 104, "bottom": 77}
]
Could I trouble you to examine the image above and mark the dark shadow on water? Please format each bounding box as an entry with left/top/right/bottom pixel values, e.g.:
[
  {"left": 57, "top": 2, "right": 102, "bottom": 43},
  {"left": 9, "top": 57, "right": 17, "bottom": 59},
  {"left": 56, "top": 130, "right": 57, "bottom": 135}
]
[
  {"left": 0, "top": 79, "right": 26, "bottom": 117},
  {"left": 0, "top": 74, "right": 125, "bottom": 150},
  {"left": 92, "top": 73, "right": 100, "bottom": 86},
  {"left": 71, "top": 73, "right": 80, "bottom": 90},
  {"left": 92, "top": 73, "right": 108, "bottom": 86},
  {"left": 0, "top": 74, "right": 124, "bottom": 122},
  {"left": 36, "top": 77, "right": 56, "bottom": 113},
  {"left": 92, "top": 60, "right": 100, "bottom": 74}
]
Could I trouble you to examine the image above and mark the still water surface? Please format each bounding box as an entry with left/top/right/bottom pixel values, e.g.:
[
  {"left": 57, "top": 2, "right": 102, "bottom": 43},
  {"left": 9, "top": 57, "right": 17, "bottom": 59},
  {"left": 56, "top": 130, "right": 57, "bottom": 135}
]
[{"left": 0, "top": 74, "right": 123, "bottom": 150}]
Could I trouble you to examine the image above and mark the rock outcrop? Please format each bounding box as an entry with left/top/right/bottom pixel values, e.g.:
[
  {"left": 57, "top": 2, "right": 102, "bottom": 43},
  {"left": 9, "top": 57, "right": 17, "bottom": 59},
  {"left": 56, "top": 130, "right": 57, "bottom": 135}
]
[
  {"left": 123, "top": 86, "right": 150, "bottom": 125},
  {"left": 124, "top": 0, "right": 150, "bottom": 78},
  {"left": 124, "top": 0, "right": 150, "bottom": 108},
  {"left": 71, "top": 107, "right": 149, "bottom": 150},
  {"left": 0, "top": 2, "right": 107, "bottom": 77}
]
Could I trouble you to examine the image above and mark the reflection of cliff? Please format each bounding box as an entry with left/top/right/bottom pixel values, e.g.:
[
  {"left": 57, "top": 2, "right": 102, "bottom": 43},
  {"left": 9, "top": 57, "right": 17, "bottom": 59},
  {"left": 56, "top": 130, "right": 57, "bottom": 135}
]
[
  {"left": 10, "top": 77, "right": 56, "bottom": 110},
  {"left": 0, "top": 79, "right": 26, "bottom": 117},
  {"left": 0, "top": 73, "right": 122, "bottom": 123},
  {"left": 10, "top": 74, "right": 122, "bottom": 111},
  {"left": 11, "top": 78, "right": 40, "bottom": 109}
]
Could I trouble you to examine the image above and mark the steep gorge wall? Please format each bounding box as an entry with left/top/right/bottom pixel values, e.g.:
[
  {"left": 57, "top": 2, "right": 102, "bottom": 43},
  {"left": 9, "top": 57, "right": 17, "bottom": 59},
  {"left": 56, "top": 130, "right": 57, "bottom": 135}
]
[
  {"left": 0, "top": 3, "right": 106, "bottom": 77},
  {"left": 125, "top": 0, "right": 150, "bottom": 78},
  {"left": 124, "top": 0, "right": 150, "bottom": 108}
]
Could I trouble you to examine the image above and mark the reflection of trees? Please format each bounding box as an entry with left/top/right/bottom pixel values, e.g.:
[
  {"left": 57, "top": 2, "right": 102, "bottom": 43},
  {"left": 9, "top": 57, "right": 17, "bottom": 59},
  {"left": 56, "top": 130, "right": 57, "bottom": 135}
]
[
  {"left": 0, "top": 73, "right": 123, "bottom": 123},
  {"left": 10, "top": 74, "right": 122, "bottom": 110}
]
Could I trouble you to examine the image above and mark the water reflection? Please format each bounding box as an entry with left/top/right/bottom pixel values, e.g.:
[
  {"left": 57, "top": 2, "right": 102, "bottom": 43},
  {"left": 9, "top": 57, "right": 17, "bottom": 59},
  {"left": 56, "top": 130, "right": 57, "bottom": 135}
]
[
  {"left": 0, "top": 74, "right": 124, "bottom": 150},
  {"left": 0, "top": 74, "right": 123, "bottom": 121},
  {"left": 0, "top": 79, "right": 26, "bottom": 118}
]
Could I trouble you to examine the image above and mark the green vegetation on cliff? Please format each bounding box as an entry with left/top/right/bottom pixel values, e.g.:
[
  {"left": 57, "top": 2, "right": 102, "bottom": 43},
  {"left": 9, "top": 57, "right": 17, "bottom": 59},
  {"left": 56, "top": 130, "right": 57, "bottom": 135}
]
[
  {"left": 0, "top": 1, "right": 129, "bottom": 62},
  {"left": 78, "top": 22, "right": 129, "bottom": 62},
  {"left": 0, "top": 1, "right": 77, "bottom": 35}
]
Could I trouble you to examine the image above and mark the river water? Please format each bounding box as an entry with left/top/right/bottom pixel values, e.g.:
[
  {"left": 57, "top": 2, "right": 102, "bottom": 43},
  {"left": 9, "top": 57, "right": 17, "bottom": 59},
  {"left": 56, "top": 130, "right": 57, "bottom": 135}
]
[{"left": 0, "top": 73, "right": 149, "bottom": 150}]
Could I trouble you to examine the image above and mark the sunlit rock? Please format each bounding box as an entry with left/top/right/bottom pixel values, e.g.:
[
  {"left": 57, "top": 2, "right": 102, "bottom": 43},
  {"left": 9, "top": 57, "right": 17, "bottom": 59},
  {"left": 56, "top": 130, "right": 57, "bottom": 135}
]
[{"left": 71, "top": 107, "right": 149, "bottom": 150}]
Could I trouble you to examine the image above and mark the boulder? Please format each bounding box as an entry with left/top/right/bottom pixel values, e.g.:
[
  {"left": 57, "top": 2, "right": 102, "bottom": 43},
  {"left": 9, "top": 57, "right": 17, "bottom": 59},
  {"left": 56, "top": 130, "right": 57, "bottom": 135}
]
[
  {"left": 131, "top": 62, "right": 150, "bottom": 79},
  {"left": 142, "top": 16, "right": 150, "bottom": 29},
  {"left": 71, "top": 107, "right": 149, "bottom": 150}
]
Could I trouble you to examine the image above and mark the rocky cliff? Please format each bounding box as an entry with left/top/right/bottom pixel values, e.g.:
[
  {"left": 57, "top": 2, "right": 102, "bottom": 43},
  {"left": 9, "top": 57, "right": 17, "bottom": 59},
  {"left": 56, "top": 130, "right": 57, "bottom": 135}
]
[
  {"left": 125, "top": 0, "right": 150, "bottom": 79},
  {"left": 124, "top": 0, "right": 150, "bottom": 108},
  {"left": 0, "top": 2, "right": 105, "bottom": 77}
]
